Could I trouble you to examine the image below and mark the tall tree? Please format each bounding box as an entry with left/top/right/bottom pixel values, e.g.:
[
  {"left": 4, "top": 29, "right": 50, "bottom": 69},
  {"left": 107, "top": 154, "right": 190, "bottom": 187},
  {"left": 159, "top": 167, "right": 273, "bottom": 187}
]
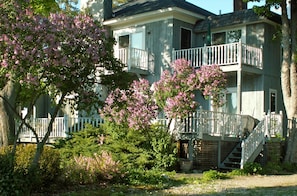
[
  {"left": 246, "top": 0, "right": 297, "bottom": 162},
  {"left": 0, "top": 0, "right": 129, "bottom": 152}
]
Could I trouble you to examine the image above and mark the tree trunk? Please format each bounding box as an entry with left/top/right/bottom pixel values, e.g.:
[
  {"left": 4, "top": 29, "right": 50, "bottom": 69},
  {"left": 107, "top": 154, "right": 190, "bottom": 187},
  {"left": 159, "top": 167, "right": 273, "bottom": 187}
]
[
  {"left": 283, "top": 0, "right": 297, "bottom": 163},
  {"left": 0, "top": 80, "right": 19, "bottom": 147}
]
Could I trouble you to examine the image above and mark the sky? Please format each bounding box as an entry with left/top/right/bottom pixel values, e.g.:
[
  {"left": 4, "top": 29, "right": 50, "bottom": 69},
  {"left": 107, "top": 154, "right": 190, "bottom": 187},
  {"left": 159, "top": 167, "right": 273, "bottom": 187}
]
[
  {"left": 78, "top": 0, "right": 280, "bottom": 15},
  {"left": 187, "top": 0, "right": 266, "bottom": 15}
]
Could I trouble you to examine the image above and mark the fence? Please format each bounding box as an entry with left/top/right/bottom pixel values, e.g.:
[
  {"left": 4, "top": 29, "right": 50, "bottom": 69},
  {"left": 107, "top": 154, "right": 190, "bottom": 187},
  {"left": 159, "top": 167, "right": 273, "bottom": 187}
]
[{"left": 17, "top": 116, "right": 104, "bottom": 142}]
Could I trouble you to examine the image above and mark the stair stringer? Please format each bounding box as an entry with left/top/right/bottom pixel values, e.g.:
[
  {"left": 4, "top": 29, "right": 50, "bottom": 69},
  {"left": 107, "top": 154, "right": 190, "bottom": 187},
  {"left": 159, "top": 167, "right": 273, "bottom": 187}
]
[
  {"left": 219, "top": 142, "right": 242, "bottom": 170},
  {"left": 240, "top": 119, "right": 265, "bottom": 169}
]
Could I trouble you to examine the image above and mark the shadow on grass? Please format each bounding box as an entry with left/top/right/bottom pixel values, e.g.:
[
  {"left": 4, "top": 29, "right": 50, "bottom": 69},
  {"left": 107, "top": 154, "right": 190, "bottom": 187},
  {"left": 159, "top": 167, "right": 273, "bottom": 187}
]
[{"left": 191, "top": 185, "right": 297, "bottom": 196}]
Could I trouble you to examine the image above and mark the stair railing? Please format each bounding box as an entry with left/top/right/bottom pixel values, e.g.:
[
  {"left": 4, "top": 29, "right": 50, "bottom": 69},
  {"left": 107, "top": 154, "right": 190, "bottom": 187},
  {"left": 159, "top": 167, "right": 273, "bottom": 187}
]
[
  {"left": 240, "top": 119, "right": 265, "bottom": 169},
  {"left": 240, "top": 111, "right": 283, "bottom": 169}
]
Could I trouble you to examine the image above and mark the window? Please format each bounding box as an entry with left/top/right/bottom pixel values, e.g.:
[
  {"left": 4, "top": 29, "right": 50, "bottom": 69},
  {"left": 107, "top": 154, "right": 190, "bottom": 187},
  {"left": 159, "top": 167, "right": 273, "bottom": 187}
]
[
  {"left": 119, "top": 32, "right": 144, "bottom": 49},
  {"left": 181, "top": 28, "right": 191, "bottom": 49},
  {"left": 212, "top": 32, "right": 226, "bottom": 45},
  {"left": 269, "top": 89, "right": 277, "bottom": 112},
  {"left": 212, "top": 29, "right": 242, "bottom": 45},
  {"left": 227, "top": 30, "right": 241, "bottom": 43},
  {"left": 119, "top": 35, "right": 129, "bottom": 48},
  {"left": 220, "top": 87, "right": 237, "bottom": 114}
]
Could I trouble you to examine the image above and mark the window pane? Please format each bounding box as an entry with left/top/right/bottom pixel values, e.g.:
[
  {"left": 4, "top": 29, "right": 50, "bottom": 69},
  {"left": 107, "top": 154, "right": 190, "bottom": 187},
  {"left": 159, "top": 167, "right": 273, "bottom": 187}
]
[
  {"left": 212, "top": 32, "right": 226, "bottom": 45},
  {"left": 227, "top": 30, "right": 241, "bottom": 43},
  {"left": 181, "top": 28, "right": 191, "bottom": 49},
  {"left": 226, "top": 92, "right": 237, "bottom": 114},
  {"left": 119, "top": 35, "right": 129, "bottom": 48},
  {"left": 131, "top": 32, "right": 144, "bottom": 49}
]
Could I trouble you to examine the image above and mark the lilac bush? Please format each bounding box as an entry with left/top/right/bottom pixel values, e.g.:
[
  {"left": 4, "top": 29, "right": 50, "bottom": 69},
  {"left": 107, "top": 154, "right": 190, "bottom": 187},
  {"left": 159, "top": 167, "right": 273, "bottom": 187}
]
[
  {"left": 196, "top": 64, "right": 227, "bottom": 107},
  {"left": 153, "top": 59, "right": 199, "bottom": 119},
  {"left": 101, "top": 59, "right": 226, "bottom": 129},
  {"left": 100, "top": 79, "right": 158, "bottom": 130}
]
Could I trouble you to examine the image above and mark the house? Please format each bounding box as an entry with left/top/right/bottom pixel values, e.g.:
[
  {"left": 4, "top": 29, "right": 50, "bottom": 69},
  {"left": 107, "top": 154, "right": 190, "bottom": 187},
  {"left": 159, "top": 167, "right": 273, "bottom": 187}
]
[{"left": 19, "top": 0, "right": 284, "bottom": 170}]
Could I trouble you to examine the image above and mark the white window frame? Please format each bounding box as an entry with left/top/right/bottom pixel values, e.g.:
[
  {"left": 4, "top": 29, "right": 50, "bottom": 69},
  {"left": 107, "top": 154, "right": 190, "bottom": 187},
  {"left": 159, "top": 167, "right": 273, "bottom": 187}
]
[
  {"left": 114, "top": 26, "right": 146, "bottom": 50},
  {"left": 212, "top": 27, "right": 246, "bottom": 44},
  {"left": 269, "top": 89, "right": 277, "bottom": 113}
]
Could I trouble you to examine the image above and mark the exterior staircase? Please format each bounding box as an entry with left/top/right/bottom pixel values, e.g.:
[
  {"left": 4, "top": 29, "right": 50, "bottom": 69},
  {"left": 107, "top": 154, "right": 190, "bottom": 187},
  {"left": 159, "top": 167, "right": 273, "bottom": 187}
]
[
  {"left": 220, "top": 115, "right": 271, "bottom": 170},
  {"left": 219, "top": 143, "right": 242, "bottom": 170}
]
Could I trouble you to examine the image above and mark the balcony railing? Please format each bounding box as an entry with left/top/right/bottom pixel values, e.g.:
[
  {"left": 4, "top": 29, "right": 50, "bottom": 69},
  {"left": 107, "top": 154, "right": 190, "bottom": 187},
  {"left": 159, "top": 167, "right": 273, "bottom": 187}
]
[
  {"left": 114, "top": 47, "right": 149, "bottom": 72},
  {"left": 173, "top": 41, "right": 262, "bottom": 69}
]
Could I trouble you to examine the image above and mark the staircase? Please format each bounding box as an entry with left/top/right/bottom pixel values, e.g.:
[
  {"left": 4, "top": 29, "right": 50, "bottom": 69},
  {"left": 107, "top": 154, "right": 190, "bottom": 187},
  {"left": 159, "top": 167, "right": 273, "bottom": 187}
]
[
  {"left": 220, "top": 117, "right": 268, "bottom": 170},
  {"left": 219, "top": 143, "right": 242, "bottom": 170}
]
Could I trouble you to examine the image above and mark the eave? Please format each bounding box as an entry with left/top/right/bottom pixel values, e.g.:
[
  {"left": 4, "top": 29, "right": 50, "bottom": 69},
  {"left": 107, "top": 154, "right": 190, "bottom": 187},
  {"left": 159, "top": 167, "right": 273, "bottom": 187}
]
[{"left": 103, "top": 7, "right": 206, "bottom": 30}]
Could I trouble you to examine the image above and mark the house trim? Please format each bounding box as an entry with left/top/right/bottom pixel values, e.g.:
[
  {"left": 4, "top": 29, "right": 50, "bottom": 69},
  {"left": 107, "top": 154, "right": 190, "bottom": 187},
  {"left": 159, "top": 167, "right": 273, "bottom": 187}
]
[{"left": 104, "top": 7, "right": 206, "bottom": 29}]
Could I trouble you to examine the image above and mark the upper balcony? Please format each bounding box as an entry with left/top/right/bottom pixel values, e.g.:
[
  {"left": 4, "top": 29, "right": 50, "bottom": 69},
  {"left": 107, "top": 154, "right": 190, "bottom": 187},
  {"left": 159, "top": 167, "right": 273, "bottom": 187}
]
[
  {"left": 173, "top": 42, "right": 263, "bottom": 72},
  {"left": 114, "top": 47, "right": 150, "bottom": 75}
]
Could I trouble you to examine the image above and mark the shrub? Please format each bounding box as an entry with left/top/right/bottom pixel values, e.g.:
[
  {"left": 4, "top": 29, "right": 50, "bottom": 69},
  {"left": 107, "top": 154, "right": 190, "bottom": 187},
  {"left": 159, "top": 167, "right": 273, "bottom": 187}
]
[
  {"left": 63, "top": 151, "right": 123, "bottom": 185},
  {"left": 124, "top": 168, "right": 175, "bottom": 187},
  {"left": 149, "top": 124, "right": 177, "bottom": 170},
  {"left": 100, "top": 122, "right": 177, "bottom": 171},
  {"left": 0, "top": 144, "right": 61, "bottom": 192},
  {"left": 54, "top": 124, "right": 103, "bottom": 163},
  {"left": 281, "top": 162, "right": 297, "bottom": 173},
  {"left": 0, "top": 152, "right": 25, "bottom": 196},
  {"left": 202, "top": 170, "right": 228, "bottom": 181},
  {"left": 227, "top": 169, "right": 246, "bottom": 177},
  {"left": 243, "top": 162, "right": 263, "bottom": 175}
]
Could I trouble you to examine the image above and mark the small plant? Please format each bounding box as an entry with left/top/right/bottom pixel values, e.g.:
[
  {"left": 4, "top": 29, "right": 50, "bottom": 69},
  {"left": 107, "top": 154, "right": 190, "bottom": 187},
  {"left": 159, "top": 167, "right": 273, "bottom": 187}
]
[
  {"left": 63, "top": 151, "right": 123, "bottom": 185},
  {"left": 124, "top": 168, "right": 176, "bottom": 188},
  {"left": 243, "top": 162, "right": 263, "bottom": 175},
  {"left": 202, "top": 170, "right": 228, "bottom": 181},
  {"left": 227, "top": 169, "right": 246, "bottom": 177}
]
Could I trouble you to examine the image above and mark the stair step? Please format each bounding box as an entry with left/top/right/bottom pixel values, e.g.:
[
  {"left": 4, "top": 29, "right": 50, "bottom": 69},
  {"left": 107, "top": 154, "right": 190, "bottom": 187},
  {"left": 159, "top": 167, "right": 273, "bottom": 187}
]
[
  {"left": 228, "top": 155, "right": 241, "bottom": 159},
  {"left": 220, "top": 166, "right": 240, "bottom": 170},
  {"left": 224, "top": 161, "right": 240, "bottom": 165}
]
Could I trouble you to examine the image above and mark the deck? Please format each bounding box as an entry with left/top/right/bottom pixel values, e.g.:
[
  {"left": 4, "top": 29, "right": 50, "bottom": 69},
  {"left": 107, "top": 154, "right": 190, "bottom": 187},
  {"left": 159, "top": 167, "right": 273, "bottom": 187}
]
[
  {"left": 17, "top": 109, "right": 282, "bottom": 144},
  {"left": 173, "top": 41, "right": 262, "bottom": 71}
]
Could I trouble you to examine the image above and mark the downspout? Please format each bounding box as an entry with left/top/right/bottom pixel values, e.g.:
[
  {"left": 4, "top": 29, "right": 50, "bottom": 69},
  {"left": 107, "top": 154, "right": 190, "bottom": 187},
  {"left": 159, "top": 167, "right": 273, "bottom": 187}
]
[{"left": 237, "top": 40, "right": 242, "bottom": 114}]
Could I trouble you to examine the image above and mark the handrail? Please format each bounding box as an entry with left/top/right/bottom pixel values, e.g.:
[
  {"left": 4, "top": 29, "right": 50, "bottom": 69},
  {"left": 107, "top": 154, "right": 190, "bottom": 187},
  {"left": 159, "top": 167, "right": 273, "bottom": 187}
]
[
  {"left": 240, "top": 111, "right": 283, "bottom": 168},
  {"left": 114, "top": 47, "right": 149, "bottom": 71},
  {"left": 173, "top": 42, "right": 263, "bottom": 69},
  {"left": 240, "top": 120, "right": 265, "bottom": 168}
]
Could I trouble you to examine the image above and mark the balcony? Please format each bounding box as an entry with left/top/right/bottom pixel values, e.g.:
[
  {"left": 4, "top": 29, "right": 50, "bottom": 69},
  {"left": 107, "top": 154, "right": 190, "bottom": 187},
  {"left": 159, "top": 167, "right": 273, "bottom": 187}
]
[
  {"left": 173, "top": 42, "right": 263, "bottom": 70},
  {"left": 114, "top": 47, "right": 149, "bottom": 75}
]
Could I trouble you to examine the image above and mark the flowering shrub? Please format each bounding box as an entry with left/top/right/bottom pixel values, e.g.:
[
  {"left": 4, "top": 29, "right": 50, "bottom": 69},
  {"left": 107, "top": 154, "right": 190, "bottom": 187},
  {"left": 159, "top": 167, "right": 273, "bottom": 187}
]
[
  {"left": 153, "top": 59, "right": 199, "bottom": 119},
  {"left": 196, "top": 64, "right": 227, "bottom": 107},
  {"left": 100, "top": 79, "right": 158, "bottom": 130},
  {"left": 101, "top": 59, "right": 226, "bottom": 129}
]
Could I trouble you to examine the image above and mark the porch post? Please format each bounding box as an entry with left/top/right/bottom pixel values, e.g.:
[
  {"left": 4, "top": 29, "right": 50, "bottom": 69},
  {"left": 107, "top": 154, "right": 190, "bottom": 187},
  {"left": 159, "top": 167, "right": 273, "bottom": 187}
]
[
  {"left": 172, "top": 48, "right": 175, "bottom": 62},
  {"left": 188, "top": 139, "right": 194, "bottom": 161},
  {"left": 237, "top": 40, "right": 242, "bottom": 114}
]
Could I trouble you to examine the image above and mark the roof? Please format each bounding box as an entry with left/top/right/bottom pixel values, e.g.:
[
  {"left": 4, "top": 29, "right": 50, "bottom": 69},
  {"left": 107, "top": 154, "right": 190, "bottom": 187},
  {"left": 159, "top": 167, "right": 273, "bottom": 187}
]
[
  {"left": 113, "top": 0, "right": 215, "bottom": 19},
  {"left": 194, "top": 9, "right": 281, "bottom": 33}
]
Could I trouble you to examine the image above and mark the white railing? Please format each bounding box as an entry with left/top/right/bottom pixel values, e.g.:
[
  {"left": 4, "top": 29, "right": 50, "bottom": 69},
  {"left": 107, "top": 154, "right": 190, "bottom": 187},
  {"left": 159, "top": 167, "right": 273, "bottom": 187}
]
[
  {"left": 173, "top": 41, "right": 262, "bottom": 69},
  {"left": 17, "top": 116, "right": 104, "bottom": 142},
  {"left": 241, "top": 120, "right": 265, "bottom": 168},
  {"left": 241, "top": 111, "right": 283, "bottom": 168},
  {"left": 115, "top": 47, "right": 149, "bottom": 71},
  {"left": 158, "top": 109, "right": 243, "bottom": 138}
]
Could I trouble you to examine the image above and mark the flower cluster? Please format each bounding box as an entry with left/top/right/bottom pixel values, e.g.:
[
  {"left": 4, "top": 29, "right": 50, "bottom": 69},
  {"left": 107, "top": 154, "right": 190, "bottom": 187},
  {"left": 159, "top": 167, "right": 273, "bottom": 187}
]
[
  {"left": 0, "top": 2, "right": 114, "bottom": 110},
  {"left": 101, "top": 59, "right": 227, "bottom": 130},
  {"left": 196, "top": 65, "right": 227, "bottom": 107},
  {"left": 153, "top": 59, "right": 198, "bottom": 119},
  {"left": 100, "top": 79, "right": 158, "bottom": 130}
]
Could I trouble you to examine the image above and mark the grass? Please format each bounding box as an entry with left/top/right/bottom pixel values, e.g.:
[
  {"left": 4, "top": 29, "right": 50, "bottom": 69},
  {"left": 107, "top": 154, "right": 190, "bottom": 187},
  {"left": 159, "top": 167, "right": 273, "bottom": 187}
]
[{"left": 34, "top": 170, "right": 297, "bottom": 195}]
